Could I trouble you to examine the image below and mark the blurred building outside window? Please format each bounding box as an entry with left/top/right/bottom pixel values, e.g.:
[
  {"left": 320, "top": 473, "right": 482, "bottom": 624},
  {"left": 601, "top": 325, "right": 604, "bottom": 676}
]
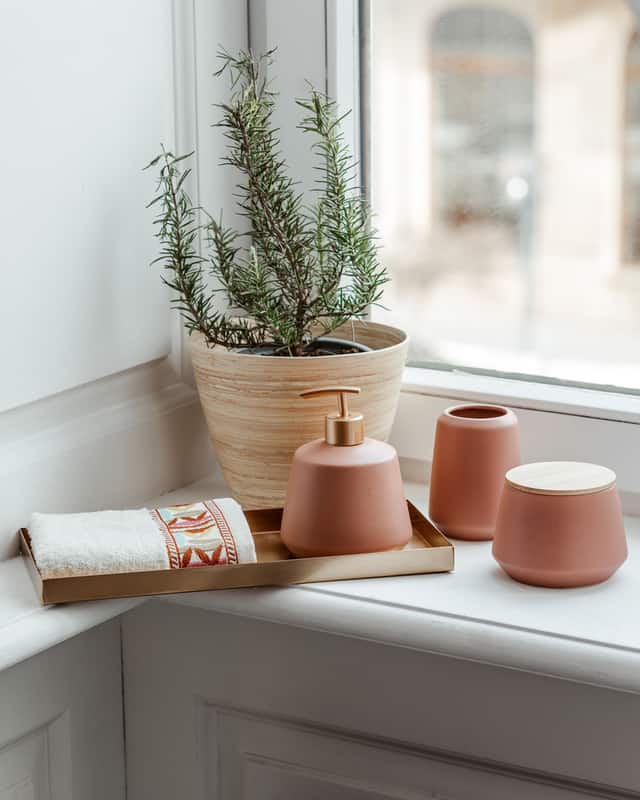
[{"left": 368, "top": 0, "right": 640, "bottom": 391}]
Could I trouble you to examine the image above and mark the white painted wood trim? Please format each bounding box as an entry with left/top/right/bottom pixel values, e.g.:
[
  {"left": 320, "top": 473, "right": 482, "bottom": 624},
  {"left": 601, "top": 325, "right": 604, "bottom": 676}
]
[
  {"left": 4, "top": 561, "right": 638, "bottom": 692},
  {"left": 163, "top": 575, "right": 640, "bottom": 696},
  {"left": 326, "top": 0, "right": 360, "bottom": 169},
  {"left": 402, "top": 366, "right": 640, "bottom": 426}
]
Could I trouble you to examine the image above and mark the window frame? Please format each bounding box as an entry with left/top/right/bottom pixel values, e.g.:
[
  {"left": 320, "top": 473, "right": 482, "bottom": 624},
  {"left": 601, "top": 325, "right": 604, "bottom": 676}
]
[{"left": 252, "top": 0, "right": 640, "bottom": 512}]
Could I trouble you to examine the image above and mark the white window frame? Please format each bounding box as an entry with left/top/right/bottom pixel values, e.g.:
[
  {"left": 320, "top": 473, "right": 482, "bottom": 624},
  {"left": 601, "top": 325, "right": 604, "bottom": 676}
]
[{"left": 250, "top": 0, "right": 640, "bottom": 513}]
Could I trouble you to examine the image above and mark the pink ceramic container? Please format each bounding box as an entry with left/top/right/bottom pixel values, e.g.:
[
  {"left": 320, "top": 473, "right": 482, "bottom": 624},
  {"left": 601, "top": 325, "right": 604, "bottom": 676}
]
[
  {"left": 492, "top": 462, "right": 628, "bottom": 588},
  {"left": 281, "top": 386, "right": 412, "bottom": 557},
  {"left": 281, "top": 438, "right": 412, "bottom": 557},
  {"left": 428, "top": 404, "right": 521, "bottom": 540}
]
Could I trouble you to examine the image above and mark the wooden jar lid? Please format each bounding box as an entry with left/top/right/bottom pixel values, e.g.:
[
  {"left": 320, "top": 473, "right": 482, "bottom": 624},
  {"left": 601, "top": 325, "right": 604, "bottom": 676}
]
[{"left": 505, "top": 461, "right": 616, "bottom": 496}]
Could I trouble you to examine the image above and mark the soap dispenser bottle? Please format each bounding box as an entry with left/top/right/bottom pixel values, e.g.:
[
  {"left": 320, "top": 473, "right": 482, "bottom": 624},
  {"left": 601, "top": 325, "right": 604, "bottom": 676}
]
[{"left": 281, "top": 386, "right": 412, "bottom": 557}]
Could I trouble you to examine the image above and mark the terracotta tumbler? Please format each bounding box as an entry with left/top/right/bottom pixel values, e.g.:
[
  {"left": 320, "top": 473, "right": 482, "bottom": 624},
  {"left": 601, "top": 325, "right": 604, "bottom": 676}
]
[
  {"left": 492, "top": 462, "right": 628, "bottom": 588},
  {"left": 428, "top": 404, "right": 521, "bottom": 540}
]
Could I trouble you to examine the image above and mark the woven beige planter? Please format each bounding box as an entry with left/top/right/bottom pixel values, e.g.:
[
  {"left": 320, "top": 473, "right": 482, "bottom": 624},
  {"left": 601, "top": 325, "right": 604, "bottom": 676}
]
[{"left": 189, "top": 321, "right": 408, "bottom": 509}]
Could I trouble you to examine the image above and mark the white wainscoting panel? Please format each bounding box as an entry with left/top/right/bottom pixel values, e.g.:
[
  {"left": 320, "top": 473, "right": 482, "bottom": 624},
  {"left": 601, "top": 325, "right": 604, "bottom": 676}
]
[
  {"left": 0, "top": 619, "right": 125, "bottom": 800},
  {"left": 0, "top": 727, "right": 50, "bottom": 800},
  {"left": 0, "top": 715, "right": 71, "bottom": 800}
]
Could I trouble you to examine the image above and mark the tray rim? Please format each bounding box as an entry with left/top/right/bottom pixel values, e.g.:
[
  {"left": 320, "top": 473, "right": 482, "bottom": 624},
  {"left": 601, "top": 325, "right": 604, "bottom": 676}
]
[{"left": 19, "top": 500, "right": 454, "bottom": 605}]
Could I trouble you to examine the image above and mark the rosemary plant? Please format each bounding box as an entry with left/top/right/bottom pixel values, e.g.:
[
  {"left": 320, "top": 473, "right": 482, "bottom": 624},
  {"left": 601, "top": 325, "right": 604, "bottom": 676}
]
[{"left": 147, "top": 49, "right": 387, "bottom": 356}]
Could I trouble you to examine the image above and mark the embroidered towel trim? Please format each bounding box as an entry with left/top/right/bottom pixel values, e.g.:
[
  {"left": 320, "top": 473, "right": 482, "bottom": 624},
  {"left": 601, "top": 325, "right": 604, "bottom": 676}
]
[
  {"left": 29, "top": 498, "right": 256, "bottom": 579},
  {"left": 149, "top": 499, "right": 255, "bottom": 569}
]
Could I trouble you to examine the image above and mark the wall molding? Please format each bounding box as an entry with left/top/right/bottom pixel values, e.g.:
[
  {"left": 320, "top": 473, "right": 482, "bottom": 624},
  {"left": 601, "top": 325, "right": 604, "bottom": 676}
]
[{"left": 0, "top": 357, "right": 215, "bottom": 559}]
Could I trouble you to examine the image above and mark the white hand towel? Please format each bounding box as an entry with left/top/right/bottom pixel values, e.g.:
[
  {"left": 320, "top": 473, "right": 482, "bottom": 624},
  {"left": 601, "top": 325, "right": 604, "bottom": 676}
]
[{"left": 29, "top": 498, "right": 256, "bottom": 579}]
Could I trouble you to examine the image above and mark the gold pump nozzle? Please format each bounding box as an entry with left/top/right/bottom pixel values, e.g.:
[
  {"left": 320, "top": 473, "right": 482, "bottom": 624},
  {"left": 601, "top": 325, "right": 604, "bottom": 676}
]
[{"left": 300, "top": 386, "right": 364, "bottom": 446}]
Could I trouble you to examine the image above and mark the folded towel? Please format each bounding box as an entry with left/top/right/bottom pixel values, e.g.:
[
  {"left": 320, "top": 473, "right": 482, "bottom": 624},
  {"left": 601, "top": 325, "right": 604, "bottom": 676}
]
[{"left": 29, "top": 498, "right": 256, "bottom": 579}]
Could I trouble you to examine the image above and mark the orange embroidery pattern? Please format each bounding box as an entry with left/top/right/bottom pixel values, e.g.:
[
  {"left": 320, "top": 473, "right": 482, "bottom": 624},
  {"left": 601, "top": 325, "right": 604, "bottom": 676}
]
[{"left": 149, "top": 501, "right": 238, "bottom": 569}]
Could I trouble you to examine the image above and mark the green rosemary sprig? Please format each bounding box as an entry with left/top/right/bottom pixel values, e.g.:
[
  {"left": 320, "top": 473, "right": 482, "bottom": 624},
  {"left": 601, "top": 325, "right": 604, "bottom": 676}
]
[{"left": 146, "top": 49, "right": 388, "bottom": 356}]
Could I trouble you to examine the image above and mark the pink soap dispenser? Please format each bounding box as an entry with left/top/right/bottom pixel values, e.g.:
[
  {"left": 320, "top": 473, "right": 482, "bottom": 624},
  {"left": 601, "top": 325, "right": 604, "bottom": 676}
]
[{"left": 281, "top": 386, "right": 412, "bottom": 557}]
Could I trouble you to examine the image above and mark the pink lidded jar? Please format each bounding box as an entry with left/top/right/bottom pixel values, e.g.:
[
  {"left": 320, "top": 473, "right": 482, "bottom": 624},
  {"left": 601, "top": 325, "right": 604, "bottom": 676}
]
[{"left": 492, "top": 461, "right": 628, "bottom": 588}]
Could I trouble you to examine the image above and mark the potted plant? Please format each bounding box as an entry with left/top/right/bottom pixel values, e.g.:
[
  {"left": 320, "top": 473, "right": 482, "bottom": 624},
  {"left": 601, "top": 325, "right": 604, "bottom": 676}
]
[{"left": 147, "top": 50, "right": 407, "bottom": 508}]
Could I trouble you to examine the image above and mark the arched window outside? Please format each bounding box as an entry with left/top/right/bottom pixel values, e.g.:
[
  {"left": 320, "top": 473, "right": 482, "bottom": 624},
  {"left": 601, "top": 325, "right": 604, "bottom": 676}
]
[
  {"left": 431, "top": 7, "right": 534, "bottom": 231},
  {"left": 624, "top": 27, "right": 640, "bottom": 264}
]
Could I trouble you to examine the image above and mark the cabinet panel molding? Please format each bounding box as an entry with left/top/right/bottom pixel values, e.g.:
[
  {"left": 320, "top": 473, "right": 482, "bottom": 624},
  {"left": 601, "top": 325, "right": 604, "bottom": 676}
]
[
  {"left": 0, "top": 620, "right": 125, "bottom": 800},
  {"left": 0, "top": 728, "right": 48, "bottom": 800},
  {"left": 203, "top": 705, "right": 631, "bottom": 800},
  {"left": 0, "top": 714, "right": 71, "bottom": 800}
]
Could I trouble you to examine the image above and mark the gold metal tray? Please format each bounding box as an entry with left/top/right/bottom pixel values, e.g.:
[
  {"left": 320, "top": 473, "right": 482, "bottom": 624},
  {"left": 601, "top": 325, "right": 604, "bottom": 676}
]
[{"left": 19, "top": 502, "right": 453, "bottom": 605}]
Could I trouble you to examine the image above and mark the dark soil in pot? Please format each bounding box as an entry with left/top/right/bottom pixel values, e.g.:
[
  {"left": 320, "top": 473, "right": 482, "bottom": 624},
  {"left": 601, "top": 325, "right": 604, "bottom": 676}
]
[{"left": 236, "top": 337, "right": 372, "bottom": 356}]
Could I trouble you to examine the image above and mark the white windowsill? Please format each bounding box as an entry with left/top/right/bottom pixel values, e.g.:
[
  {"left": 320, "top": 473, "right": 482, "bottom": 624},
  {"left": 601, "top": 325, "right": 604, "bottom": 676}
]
[
  {"left": 1, "top": 476, "right": 639, "bottom": 695},
  {"left": 402, "top": 366, "right": 640, "bottom": 424}
]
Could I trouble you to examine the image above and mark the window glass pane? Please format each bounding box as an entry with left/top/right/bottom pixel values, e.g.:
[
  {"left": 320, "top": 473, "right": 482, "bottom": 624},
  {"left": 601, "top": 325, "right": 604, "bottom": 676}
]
[{"left": 367, "top": 1, "right": 640, "bottom": 391}]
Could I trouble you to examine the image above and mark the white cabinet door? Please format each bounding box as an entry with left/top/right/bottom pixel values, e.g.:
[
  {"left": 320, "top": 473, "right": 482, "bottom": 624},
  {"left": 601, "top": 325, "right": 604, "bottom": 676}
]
[
  {"left": 0, "top": 619, "right": 125, "bottom": 800},
  {"left": 123, "top": 601, "right": 640, "bottom": 800}
]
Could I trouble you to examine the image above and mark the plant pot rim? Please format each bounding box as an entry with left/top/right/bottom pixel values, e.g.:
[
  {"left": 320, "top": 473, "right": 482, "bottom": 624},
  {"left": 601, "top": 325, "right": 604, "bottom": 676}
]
[{"left": 188, "top": 321, "right": 408, "bottom": 361}]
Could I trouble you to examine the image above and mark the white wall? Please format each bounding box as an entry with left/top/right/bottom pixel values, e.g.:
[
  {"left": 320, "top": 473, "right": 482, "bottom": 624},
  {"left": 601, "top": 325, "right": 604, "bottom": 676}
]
[
  {"left": 0, "top": 0, "right": 248, "bottom": 558},
  {"left": 0, "top": 0, "right": 174, "bottom": 413}
]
